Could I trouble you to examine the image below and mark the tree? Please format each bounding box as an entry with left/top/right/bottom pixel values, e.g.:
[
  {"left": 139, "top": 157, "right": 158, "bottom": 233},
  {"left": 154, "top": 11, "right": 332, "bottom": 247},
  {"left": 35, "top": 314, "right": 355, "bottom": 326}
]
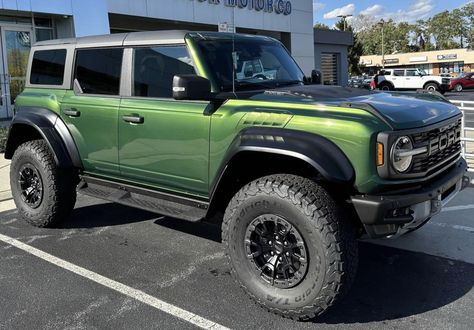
[
  {"left": 427, "top": 10, "right": 461, "bottom": 49},
  {"left": 334, "top": 20, "right": 363, "bottom": 75},
  {"left": 314, "top": 22, "right": 330, "bottom": 30},
  {"left": 461, "top": 3, "right": 474, "bottom": 48}
]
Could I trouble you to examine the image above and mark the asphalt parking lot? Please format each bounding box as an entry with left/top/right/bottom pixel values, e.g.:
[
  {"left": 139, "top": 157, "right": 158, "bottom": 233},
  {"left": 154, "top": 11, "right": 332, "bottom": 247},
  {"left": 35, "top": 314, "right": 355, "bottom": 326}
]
[{"left": 1, "top": 178, "right": 474, "bottom": 329}]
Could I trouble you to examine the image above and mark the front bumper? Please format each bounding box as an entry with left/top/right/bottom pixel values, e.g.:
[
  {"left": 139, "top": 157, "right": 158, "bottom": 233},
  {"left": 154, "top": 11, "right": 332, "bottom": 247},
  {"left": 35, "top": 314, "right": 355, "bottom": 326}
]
[{"left": 352, "top": 158, "right": 470, "bottom": 238}]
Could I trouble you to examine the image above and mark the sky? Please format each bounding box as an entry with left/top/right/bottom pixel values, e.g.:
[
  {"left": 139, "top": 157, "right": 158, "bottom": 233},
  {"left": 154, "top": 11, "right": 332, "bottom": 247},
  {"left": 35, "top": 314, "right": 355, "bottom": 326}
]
[{"left": 313, "top": 0, "right": 473, "bottom": 25}]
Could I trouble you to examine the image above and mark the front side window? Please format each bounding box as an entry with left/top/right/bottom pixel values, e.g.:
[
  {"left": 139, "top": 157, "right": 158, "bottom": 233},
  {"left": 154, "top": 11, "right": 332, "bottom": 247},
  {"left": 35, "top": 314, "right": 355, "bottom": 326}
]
[
  {"left": 30, "top": 49, "right": 66, "bottom": 85},
  {"left": 74, "top": 48, "right": 123, "bottom": 95},
  {"left": 393, "top": 70, "right": 404, "bottom": 77},
  {"left": 405, "top": 70, "right": 417, "bottom": 77},
  {"left": 132, "top": 45, "right": 195, "bottom": 98},
  {"left": 194, "top": 37, "right": 304, "bottom": 92}
]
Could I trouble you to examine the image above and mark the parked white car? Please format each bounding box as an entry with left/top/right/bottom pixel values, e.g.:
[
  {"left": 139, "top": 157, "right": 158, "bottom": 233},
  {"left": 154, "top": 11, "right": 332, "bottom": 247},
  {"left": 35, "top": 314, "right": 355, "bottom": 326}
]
[{"left": 377, "top": 68, "right": 450, "bottom": 94}]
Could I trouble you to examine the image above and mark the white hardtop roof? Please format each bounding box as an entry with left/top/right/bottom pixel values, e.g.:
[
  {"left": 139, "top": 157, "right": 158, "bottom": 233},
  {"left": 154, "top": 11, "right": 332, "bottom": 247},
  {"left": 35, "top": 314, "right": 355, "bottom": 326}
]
[{"left": 33, "top": 30, "right": 188, "bottom": 48}]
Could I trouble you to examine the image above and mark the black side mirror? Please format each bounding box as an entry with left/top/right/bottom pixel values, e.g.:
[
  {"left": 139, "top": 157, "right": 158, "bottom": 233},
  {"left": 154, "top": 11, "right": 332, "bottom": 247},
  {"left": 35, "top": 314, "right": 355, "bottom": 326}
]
[
  {"left": 311, "top": 70, "right": 322, "bottom": 84},
  {"left": 173, "top": 75, "right": 211, "bottom": 101}
]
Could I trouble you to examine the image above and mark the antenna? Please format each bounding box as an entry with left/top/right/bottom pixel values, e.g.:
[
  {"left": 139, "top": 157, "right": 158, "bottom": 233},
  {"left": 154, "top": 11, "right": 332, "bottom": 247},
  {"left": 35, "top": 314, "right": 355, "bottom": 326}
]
[{"left": 232, "top": 4, "right": 236, "bottom": 95}]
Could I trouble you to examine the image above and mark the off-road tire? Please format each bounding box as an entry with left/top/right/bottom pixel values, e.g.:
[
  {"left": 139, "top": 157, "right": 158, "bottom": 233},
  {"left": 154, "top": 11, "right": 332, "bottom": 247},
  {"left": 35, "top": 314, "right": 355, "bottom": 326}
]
[
  {"left": 379, "top": 82, "right": 392, "bottom": 91},
  {"left": 222, "top": 174, "right": 358, "bottom": 320},
  {"left": 424, "top": 83, "right": 438, "bottom": 93},
  {"left": 10, "top": 140, "right": 77, "bottom": 227}
]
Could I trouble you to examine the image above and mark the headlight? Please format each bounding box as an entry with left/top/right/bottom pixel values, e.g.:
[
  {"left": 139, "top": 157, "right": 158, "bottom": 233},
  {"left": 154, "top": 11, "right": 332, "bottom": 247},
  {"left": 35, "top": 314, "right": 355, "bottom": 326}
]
[{"left": 391, "top": 136, "right": 413, "bottom": 173}]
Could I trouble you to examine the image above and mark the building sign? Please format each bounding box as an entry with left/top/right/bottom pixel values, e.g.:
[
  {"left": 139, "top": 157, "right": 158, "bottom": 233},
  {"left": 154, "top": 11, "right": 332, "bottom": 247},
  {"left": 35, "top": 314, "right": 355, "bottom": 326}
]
[
  {"left": 218, "top": 22, "right": 235, "bottom": 32},
  {"left": 361, "top": 59, "right": 372, "bottom": 65},
  {"left": 194, "top": 0, "right": 292, "bottom": 15},
  {"left": 409, "top": 56, "right": 427, "bottom": 63},
  {"left": 383, "top": 58, "right": 399, "bottom": 65},
  {"left": 437, "top": 54, "right": 457, "bottom": 60}
]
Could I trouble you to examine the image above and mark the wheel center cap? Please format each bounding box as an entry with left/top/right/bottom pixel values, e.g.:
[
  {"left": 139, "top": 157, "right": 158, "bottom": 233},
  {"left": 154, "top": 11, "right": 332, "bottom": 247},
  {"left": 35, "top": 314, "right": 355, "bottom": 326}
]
[{"left": 274, "top": 243, "right": 283, "bottom": 254}]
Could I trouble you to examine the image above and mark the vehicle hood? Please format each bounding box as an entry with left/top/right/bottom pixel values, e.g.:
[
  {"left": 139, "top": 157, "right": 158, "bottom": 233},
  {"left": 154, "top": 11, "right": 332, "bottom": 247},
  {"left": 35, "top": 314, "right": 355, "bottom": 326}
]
[{"left": 246, "top": 85, "right": 461, "bottom": 130}]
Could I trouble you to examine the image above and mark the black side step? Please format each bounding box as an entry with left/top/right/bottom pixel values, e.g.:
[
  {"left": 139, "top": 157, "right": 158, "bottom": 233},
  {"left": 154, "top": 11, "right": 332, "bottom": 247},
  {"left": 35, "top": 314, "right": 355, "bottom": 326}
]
[{"left": 78, "top": 176, "right": 208, "bottom": 221}]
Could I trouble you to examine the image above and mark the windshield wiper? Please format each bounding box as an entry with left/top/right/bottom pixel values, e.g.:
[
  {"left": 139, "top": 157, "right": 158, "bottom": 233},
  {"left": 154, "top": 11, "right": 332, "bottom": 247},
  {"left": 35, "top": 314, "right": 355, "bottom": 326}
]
[{"left": 275, "top": 80, "right": 304, "bottom": 87}]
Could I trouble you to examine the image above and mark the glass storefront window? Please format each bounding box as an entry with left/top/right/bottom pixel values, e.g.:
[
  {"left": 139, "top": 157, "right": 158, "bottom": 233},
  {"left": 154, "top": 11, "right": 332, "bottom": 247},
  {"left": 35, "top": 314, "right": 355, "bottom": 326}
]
[{"left": 439, "top": 61, "right": 464, "bottom": 74}]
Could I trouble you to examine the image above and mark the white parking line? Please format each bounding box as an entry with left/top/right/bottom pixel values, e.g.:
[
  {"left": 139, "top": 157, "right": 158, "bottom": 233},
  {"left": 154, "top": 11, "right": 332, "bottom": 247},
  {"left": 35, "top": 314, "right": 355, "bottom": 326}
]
[
  {"left": 428, "top": 222, "right": 474, "bottom": 233},
  {"left": 0, "top": 233, "right": 230, "bottom": 330},
  {"left": 442, "top": 204, "right": 474, "bottom": 212}
]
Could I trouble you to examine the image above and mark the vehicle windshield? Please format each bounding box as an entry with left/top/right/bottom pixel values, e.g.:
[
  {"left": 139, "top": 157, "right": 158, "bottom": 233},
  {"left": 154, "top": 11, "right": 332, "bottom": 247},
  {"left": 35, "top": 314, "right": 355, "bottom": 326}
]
[{"left": 194, "top": 37, "right": 305, "bottom": 92}]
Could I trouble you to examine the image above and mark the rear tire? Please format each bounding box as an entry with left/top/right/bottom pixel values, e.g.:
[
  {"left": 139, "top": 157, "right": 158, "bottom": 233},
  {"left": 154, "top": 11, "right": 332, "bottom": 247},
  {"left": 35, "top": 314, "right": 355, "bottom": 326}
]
[
  {"left": 379, "top": 82, "right": 392, "bottom": 91},
  {"left": 10, "top": 140, "right": 77, "bottom": 227},
  {"left": 222, "top": 174, "right": 358, "bottom": 320},
  {"left": 455, "top": 84, "right": 463, "bottom": 92}
]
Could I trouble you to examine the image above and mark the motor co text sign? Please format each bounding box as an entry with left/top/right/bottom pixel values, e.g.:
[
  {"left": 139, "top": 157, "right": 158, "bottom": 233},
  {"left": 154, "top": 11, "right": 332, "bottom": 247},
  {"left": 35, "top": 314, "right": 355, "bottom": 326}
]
[{"left": 194, "top": 0, "right": 292, "bottom": 15}]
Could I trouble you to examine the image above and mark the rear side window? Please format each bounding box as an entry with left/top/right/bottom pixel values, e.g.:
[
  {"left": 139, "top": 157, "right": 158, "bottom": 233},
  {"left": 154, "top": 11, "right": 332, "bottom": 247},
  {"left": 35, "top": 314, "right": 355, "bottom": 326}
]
[
  {"left": 74, "top": 48, "right": 123, "bottom": 95},
  {"left": 393, "top": 70, "right": 404, "bottom": 76},
  {"left": 30, "top": 49, "right": 67, "bottom": 85}
]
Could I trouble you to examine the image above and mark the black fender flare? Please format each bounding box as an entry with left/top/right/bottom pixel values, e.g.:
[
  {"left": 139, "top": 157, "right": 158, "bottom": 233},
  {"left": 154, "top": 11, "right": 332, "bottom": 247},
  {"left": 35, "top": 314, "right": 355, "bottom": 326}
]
[
  {"left": 5, "top": 107, "right": 82, "bottom": 168},
  {"left": 210, "top": 127, "right": 355, "bottom": 199},
  {"left": 423, "top": 80, "right": 440, "bottom": 89}
]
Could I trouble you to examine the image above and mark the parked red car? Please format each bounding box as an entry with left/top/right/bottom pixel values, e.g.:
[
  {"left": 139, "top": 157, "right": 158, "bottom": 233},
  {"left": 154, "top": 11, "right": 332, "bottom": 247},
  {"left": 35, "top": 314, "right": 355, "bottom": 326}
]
[{"left": 449, "top": 72, "right": 474, "bottom": 92}]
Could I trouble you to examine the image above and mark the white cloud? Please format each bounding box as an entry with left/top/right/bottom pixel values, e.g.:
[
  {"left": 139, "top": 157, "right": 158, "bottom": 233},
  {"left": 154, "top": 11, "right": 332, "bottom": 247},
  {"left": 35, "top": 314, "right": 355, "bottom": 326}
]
[
  {"left": 313, "top": 2, "right": 326, "bottom": 12},
  {"left": 360, "top": 4, "right": 384, "bottom": 17},
  {"left": 383, "top": 0, "right": 435, "bottom": 22},
  {"left": 323, "top": 4, "right": 355, "bottom": 19}
]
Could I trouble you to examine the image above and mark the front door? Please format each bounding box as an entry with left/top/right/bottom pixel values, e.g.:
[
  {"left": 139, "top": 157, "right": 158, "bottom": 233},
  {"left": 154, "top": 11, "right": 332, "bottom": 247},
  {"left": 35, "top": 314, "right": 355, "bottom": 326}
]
[
  {"left": 118, "top": 45, "right": 210, "bottom": 197},
  {"left": 0, "top": 26, "right": 32, "bottom": 118}
]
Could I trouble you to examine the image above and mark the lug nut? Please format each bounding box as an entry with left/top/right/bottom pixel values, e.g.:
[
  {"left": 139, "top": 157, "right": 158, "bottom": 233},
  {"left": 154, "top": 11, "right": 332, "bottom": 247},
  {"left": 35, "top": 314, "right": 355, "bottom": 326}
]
[
  {"left": 268, "top": 240, "right": 272, "bottom": 245},
  {"left": 270, "top": 251, "right": 274, "bottom": 255},
  {"left": 284, "top": 241, "right": 288, "bottom": 246},
  {"left": 275, "top": 235, "right": 279, "bottom": 240},
  {"left": 285, "top": 252, "right": 290, "bottom": 256}
]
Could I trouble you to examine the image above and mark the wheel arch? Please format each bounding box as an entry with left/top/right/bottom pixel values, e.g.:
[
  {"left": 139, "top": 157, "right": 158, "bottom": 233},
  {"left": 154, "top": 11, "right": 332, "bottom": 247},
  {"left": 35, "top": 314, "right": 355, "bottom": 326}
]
[
  {"left": 423, "top": 80, "right": 440, "bottom": 89},
  {"left": 5, "top": 107, "right": 82, "bottom": 169},
  {"left": 207, "top": 127, "right": 355, "bottom": 216}
]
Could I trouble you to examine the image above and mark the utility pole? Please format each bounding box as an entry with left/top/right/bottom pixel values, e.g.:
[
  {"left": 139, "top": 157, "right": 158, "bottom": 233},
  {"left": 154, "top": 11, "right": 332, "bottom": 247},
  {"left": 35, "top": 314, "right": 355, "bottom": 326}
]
[
  {"left": 378, "top": 19, "right": 385, "bottom": 69},
  {"left": 337, "top": 14, "right": 353, "bottom": 31}
]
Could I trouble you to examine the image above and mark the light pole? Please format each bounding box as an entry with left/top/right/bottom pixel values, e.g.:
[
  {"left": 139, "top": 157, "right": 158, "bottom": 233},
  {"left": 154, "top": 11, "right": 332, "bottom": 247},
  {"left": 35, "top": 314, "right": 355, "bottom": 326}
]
[
  {"left": 378, "top": 19, "right": 385, "bottom": 69},
  {"left": 337, "top": 14, "right": 353, "bottom": 31}
]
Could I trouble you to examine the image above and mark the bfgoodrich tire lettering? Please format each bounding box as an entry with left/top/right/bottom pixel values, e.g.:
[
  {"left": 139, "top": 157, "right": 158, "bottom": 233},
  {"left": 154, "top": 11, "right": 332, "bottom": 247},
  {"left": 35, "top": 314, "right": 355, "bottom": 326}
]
[
  {"left": 222, "top": 174, "right": 358, "bottom": 320},
  {"left": 10, "top": 140, "right": 77, "bottom": 227}
]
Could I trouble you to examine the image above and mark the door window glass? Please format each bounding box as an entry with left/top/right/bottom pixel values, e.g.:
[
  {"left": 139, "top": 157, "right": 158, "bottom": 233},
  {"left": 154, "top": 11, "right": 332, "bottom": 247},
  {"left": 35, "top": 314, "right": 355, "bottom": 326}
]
[
  {"left": 405, "top": 70, "right": 416, "bottom": 76},
  {"left": 132, "top": 45, "right": 195, "bottom": 98},
  {"left": 74, "top": 48, "right": 123, "bottom": 95},
  {"left": 393, "top": 70, "right": 404, "bottom": 76},
  {"left": 30, "top": 49, "right": 66, "bottom": 85}
]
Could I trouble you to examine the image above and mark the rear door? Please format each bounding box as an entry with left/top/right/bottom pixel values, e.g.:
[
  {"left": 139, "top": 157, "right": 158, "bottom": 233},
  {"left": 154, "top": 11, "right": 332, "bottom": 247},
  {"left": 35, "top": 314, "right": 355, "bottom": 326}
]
[
  {"left": 118, "top": 44, "right": 210, "bottom": 197},
  {"left": 391, "top": 69, "right": 405, "bottom": 89},
  {"left": 60, "top": 47, "right": 123, "bottom": 176}
]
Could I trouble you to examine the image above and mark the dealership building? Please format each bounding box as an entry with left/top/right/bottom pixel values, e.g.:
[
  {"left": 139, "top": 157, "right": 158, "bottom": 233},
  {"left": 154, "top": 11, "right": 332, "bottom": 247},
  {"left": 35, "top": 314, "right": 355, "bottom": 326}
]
[
  {"left": 360, "top": 48, "right": 474, "bottom": 76},
  {"left": 0, "top": 0, "right": 351, "bottom": 120}
]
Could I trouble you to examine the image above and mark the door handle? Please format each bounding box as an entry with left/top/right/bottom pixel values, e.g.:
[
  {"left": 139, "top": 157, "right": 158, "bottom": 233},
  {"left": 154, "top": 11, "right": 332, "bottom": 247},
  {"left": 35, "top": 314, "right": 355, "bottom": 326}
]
[
  {"left": 63, "top": 108, "right": 81, "bottom": 117},
  {"left": 122, "top": 114, "right": 144, "bottom": 124}
]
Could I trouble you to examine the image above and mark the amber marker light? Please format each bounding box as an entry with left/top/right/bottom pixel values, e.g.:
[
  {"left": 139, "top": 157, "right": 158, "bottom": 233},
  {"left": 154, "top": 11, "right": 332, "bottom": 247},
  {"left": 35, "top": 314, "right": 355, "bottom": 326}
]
[{"left": 377, "top": 142, "right": 384, "bottom": 166}]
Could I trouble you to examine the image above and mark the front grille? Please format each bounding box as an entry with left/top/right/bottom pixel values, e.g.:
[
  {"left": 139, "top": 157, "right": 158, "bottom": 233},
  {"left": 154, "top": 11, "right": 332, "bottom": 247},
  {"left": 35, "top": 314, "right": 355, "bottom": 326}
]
[{"left": 410, "top": 118, "right": 461, "bottom": 175}]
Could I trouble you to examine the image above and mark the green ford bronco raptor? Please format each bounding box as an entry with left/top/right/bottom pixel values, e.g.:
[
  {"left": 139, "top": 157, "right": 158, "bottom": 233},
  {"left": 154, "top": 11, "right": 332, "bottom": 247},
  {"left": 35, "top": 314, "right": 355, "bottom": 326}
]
[{"left": 4, "top": 31, "right": 471, "bottom": 320}]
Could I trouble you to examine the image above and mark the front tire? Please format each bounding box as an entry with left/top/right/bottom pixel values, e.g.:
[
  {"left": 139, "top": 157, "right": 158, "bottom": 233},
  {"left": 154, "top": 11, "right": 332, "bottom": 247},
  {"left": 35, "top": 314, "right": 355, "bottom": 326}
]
[
  {"left": 455, "top": 84, "right": 463, "bottom": 92},
  {"left": 10, "top": 140, "right": 77, "bottom": 227},
  {"left": 222, "top": 174, "right": 358, "bottom": 320},
  {"left": 424, "top": 83, "right": 438, "bottom": 93}
]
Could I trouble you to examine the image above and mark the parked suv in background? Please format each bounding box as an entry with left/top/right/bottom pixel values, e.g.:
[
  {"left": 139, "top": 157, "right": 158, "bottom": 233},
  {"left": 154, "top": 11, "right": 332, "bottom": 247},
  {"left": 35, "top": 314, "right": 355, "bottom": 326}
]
[
  {"left": 449, "top": 72, "right": 474, "bottom": 92},
  {"left": 377, "top": 67, "right": 450, "bottom": 93},
  {"left": 4, "top": 31, "right": 470, "bottom": 320}
]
